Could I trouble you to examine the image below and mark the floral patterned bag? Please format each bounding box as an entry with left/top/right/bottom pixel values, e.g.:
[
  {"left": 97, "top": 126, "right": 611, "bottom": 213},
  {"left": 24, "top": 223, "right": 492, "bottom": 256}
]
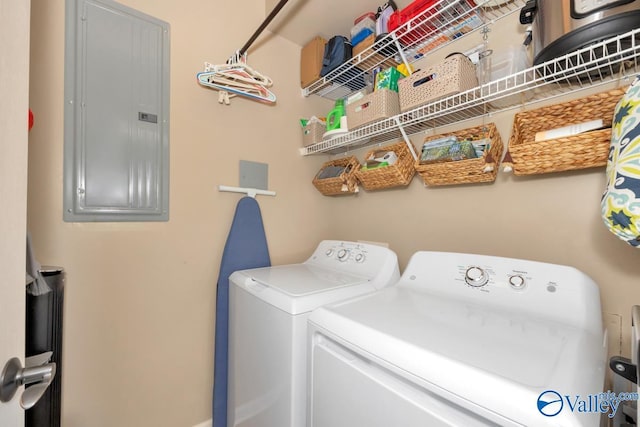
[{"left": 601, "top": 76, "right": 640, "bottom": 247}]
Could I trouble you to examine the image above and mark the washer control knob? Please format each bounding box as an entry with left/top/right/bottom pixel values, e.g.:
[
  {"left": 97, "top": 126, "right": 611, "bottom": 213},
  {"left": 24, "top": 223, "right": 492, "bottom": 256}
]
[
  {"left": 509, "top": 275, "right": 526, "bottom": 290},
  {"left": 325, "top": 249, "right": 334, "bottom": 257},
  {"left": 337, "top": 249, "right": 350, "bottom": 262},
  {"left": 354, "top": 253, "right": 365, "bottom": 263},
  {"left": 465, "top": 266, "right": 488, "bottom": 287}
]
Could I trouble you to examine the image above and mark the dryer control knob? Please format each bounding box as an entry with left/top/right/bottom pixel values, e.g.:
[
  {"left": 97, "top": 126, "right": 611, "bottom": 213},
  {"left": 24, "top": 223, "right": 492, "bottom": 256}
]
[
  {"left": 465, "top": 266, "right": 488, "bottom": 287},
  {"left": 325, "top": 249, "right": 335, "bottom": 257},
  {"left": 509, "top": 275, "right": 526, "bottom": 290},
  {"left": 354, "top": 253, "right": 365, "bottom": 263},
  {"left": 337, "top": 249, "right": 350, "bottom": 262}
]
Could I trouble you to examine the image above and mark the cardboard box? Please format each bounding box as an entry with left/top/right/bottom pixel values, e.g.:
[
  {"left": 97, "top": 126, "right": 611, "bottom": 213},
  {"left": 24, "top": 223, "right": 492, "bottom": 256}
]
[
  {"left": 351, "top": 34, "right": 399, "bottom": 70},
  {"left": 353, "top": 34, "right": 375, "bottom": 57},
  {"left": 300, "top": 36, "right": 326, "bottom": 88}
]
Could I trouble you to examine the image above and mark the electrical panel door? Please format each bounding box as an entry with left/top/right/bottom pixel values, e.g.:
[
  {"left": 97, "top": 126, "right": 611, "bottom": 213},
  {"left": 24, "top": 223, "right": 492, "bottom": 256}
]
[{"left": 64, "top": 0, "right": 170, "bottom": 221}]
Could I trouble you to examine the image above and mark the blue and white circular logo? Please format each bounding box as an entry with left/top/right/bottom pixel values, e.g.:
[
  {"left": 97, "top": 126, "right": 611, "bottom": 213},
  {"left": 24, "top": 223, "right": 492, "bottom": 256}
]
[{"left": 537, "top": 390, "right": 563, "bottom": 417}]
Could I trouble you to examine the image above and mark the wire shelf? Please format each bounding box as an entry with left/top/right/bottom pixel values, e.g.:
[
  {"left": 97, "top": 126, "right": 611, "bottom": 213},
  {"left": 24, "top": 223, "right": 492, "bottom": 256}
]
[
  {"left": 300, "top": 27, "right": 640, "bottom": 156},
  {"left": 302, "top": 0, "right": 526, "bottom": 100}
]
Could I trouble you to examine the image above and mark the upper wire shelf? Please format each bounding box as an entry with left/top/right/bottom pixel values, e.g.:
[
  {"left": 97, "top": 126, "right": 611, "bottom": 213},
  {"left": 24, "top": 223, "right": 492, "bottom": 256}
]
[
  {"left": 300, "top": 27, "right": 640, "bottom": 156},
  {"left": 302, "top": 0, "right": 526, "bottom": 100}
]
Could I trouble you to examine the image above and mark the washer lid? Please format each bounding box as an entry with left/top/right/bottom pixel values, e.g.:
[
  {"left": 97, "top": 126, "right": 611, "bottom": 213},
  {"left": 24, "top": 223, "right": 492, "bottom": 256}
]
[
  {"left": 231, "top": 264, "right": 373, "bottom": 315},
  {"left": 247, "top": 264, "right": 369, "bottom": 296},
  {"left": 310, "top": 286, "right": 606, "bottom": 424}
]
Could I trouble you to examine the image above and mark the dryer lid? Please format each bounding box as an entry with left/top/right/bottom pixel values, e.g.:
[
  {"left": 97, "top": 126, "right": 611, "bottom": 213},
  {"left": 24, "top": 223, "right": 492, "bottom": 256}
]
[
  {"left": 231, "top": 264, "right": 373, "bottom": 315},
  {"left": 309, "top": 286, "right": 606, "bottom": 414}
]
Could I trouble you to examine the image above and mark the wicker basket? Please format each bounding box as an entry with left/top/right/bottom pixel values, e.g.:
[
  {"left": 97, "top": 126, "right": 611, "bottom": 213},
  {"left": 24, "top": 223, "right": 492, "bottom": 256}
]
[
  {"left": 346, "top": 89, "right": 400, "bottom": 130},
  {"left": 415, "top": 123, "right": 504, "bottom": 186},
  {"left": 312, "top": 156, "right": 360, "bottom": 196},
  {"left": 355, "top": 141, "right": 417, "bottom": 190},
  {"left": 302, "top": 121, "right": 326, "bottom": 147},
  {"left": 398, "top": 53, "right": 478, "bottom": 112},
  {"left": 504, "top": 88, "right": 625, "bottom": 175}
]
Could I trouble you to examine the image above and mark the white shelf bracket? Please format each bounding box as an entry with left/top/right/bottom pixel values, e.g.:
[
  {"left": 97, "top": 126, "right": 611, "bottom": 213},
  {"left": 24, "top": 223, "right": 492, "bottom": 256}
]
[
  {"left": 393, "top": 116, "right": 418, "bottom": 161},
  {"left": 392, "top": 34, "right": 412, "bottom": 76},
  {"left": 218, "top": 185, "right": 276, "bottom": 198}
]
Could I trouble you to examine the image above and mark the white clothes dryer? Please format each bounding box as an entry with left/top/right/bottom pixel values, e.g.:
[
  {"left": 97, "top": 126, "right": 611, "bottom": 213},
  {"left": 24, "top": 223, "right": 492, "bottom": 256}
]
[
  {"left": 227, "top": 240, "right": 399, "bottom": 427},
  {"left": 308, "top": 251, "right": 607, "bottom": 427}
]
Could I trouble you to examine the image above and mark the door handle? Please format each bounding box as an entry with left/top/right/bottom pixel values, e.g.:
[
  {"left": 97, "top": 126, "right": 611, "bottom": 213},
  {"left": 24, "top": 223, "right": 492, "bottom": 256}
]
[{"left": 0, "top": 351, "right": 56, "bottom": 409}]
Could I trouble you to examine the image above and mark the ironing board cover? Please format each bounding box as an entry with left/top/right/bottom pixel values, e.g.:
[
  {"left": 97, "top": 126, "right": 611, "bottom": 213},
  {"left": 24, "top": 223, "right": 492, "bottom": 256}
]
[
  {"left": 213, "top": 197, "right": 271, "bottom": 427},
  {"left": 601, "top": 75, "right": 640, "bottom": 247}
]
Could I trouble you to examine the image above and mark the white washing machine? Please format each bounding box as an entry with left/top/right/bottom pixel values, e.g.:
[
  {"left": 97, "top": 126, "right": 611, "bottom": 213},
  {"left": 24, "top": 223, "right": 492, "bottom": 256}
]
[
  {"left": 308, "top": 251, "right": 607, "bottom": 427},
  {"left": 227, "top": 240, "right": 400, "bottom": 427}
]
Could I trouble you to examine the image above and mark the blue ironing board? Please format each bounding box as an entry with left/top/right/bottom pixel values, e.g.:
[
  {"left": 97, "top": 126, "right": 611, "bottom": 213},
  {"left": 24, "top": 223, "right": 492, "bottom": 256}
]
[{"left": 213, "top": 197, "right": 271, "bottom": 427}]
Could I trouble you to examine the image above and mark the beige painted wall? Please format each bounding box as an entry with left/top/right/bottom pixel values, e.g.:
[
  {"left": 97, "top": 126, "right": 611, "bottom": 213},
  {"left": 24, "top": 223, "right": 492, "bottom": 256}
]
[
  {"left": 26, "top": 1, "right": 639, "bottom": 426},
  {"left": 27, "top": 0, "right": 332, "bottom": 425}
]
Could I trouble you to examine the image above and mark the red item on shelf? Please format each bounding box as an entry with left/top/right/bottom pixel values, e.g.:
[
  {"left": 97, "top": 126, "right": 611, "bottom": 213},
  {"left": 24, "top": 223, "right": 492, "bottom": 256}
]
[
  {"left": 388, "top": 0, "right": 439, "bottom": 45},
  {"left": 388, "top": 0, "right": 477, "bottom": 47}
]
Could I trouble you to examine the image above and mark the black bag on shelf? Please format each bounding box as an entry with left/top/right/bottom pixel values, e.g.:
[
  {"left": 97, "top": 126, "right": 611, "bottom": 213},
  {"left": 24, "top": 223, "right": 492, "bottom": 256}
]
[{"left": 320, "top": 35, "right": 352, "bottom": 77}]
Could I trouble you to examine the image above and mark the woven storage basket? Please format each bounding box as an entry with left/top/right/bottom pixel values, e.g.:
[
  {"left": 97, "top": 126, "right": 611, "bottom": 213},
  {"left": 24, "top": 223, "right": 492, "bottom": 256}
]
[
  {"left": 415, "top": 123, "right": 504, "bottom": 186},
  {"left": 355, "top": 141, "right": 417, "bottom": 190},
  {"left": 302, "top": 121, "right": 326, "bottom": 147},
  {"left": 399, "top": 53, "right": 478, "bottom": 112},
  {"left": 346, "top": 89, "right": 401, "bottom": 130},
  {"left": 505, "top": 88, "right": 625, "bottom": 176},
  {"left": 312, "top": 156, "right": 360, "bottom": 196}
]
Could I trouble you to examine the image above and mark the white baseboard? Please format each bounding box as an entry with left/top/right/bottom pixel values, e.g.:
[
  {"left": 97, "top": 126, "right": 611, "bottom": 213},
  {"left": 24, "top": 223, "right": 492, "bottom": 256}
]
[{"left": 193, "top": 419, "right": 212, "bottom": 427}]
